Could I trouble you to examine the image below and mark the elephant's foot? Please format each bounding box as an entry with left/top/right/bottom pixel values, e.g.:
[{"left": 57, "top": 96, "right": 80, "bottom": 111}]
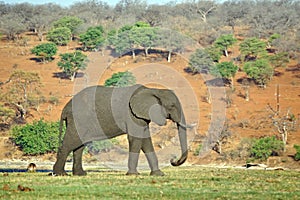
[
  {"left": 53, "top": 170, "right": 68, "bottom": 176},
  {"left": 73, "top": 169, "right": 87, "bottom": 176},
  {"left": 126, "top": 170, "right": 140, "bottom": 176},
  {"left": 150, "top": 170, "right": 165, "bottom": 176}
]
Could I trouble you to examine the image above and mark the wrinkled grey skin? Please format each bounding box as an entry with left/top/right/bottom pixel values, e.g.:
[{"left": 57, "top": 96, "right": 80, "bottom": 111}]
[{"left": 53, "top": 84, "right": 188, "bottom": 176}]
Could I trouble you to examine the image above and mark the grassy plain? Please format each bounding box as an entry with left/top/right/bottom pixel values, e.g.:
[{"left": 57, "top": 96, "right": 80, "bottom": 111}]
[{"left": 1, "top": 166, "right": 299, "bottom": 200}]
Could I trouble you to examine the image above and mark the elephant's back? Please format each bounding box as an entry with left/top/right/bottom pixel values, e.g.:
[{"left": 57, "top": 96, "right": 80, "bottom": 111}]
[{"left": 91, "top": 85, "right": 143, "bottom": 135}]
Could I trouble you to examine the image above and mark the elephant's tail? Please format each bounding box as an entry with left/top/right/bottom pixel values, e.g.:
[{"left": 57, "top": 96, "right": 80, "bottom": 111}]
[{"left": 58, "top": 109, "right": 67, "bottom": 147}]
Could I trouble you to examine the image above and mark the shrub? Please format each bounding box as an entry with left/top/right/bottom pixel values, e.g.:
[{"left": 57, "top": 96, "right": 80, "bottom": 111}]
[
  {"left": 250, "top": 136, "right": 284, "bottom": 161},
  {"left": 58, "top": 51, "right": 88, "bottom": 81},
  {"left": 86, "top": 139, "right": 119, "bottom": 154},
  {"left": 187, "top": 48, "right": 215, "bottom": 74},
  {"left": 31, "top": 43, "right": 58, "bottom": 63},
  {"left": 243, "top": 59, "right": 274, "bottom": 87},
  {"left": 193, "top": 144, "right": 202, "bottom": 156},
  {"left": 49, "top": 96, "right": 60, "bottom": 105},
  {"left": 46, "top": 27, "right": 72, "bottom": 46},
  {"left": 0, "top": 104, "right": 15, "bottom": 123},
  {"left": 294, "top": 145, "right": 300, "bottom": 161},
  {"left": 12, "top": 119, "right": 60, "bottom": 155},
  {"left": 104, "top": 71, "right": 136, "bottom": 87}
]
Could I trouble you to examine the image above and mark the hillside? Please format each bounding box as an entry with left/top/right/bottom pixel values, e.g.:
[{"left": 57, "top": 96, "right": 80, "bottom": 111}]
[{"left": 0, "top": 33, "right": 299, "bottom": 169}]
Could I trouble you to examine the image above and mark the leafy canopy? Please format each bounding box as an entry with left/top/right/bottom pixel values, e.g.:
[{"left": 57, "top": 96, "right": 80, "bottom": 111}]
[
  {"left": 188, "top": 48, "right": 215, "bottom": 74},
  {"left": 294, "top": 145, "right": 300, "bottom": 161},
  {"left": 268, "top": 52, "right": 289, "bottom": 68},
  {"left": 31, "top": 42, "right": 57, "bottom": 62},
  {"left": 243, "top": 59, "right": 273, "bottom": 86},
  {"left": 210, "top": 61, "right": 238, "bottom": 79},
  {"left": 52, "top": 16, "right": 83, "bottom": 35},
  {"left": 12, "top": 119, "right": 61, "bottom": 155},
  {"left": 47, "top": 27, "right": 72, "bottom": 46},
  {"left": 205, "top": 46, "right": 222, "bottom": 62},
  {"left": 250, "top": 136, "right": 284, "bottom": 161},
  {"left": 58, "top": 51, "right": 88, "bottom": 81},
  {"left": 79, "top": 26, "right": 105, "bottom": 51},
  {"left": 104, "top": 71, "right": 136, "bottom": 87},
  {"left": 109, "top": 22, "right": 156, "bottom": 57},
  {"left": 239, "top": 37, "right": 267, "bottom": 61},
  {"left": 214, "top": 34, "right": 237, "bottom": 57}
]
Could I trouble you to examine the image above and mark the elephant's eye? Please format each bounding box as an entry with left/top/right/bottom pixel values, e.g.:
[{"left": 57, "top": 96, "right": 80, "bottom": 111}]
[{"left": 167, "top": 104, "right": 176, "bottom": 110}]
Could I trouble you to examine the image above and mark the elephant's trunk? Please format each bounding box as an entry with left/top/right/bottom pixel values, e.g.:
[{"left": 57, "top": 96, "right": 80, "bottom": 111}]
[{"left": 170, "top": 121, "right": 188, "bottom": 166}]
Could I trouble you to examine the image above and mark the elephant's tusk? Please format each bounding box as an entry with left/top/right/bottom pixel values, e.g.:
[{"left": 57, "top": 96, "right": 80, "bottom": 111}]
[{"left": 177, "top": 122, "right": 197, "bottom": 129}]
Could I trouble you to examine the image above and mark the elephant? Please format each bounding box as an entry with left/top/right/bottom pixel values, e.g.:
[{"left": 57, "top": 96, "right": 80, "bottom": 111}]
[{"left": 53, "top": 84, "right": 188, "bottom": 176}]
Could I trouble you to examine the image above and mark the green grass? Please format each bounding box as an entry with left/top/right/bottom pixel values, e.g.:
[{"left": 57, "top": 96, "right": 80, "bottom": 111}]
[{"left": 1, "top": 166, "right": 299, "bottom": 199}]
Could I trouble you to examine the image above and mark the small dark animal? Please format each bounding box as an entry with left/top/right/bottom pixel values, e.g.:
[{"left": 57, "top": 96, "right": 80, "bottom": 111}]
[{"left": 27, "top": 163, "right": 36, "bottom": 173}]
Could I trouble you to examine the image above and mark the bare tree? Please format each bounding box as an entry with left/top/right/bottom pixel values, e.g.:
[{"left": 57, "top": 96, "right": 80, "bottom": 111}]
[
  {"left": 0, "top": 13, "right": 26, "bottom": 40},
  {"left": 246, "top": 0, "right": 299, "bottom": 38},
  {"left": 69, "top": 0, "right": 113, "bottom": 28},
  {"left": 216, "top": 0, "right": 251, "bottom": 34},
  {"left": 30, "top": 4, "right": 65, "bottom": 41},
  {"left": 113, "top": 0, "right": 147, "bottom": 27},
  {"left": 186, "top": 0, "right": 217, "bottom": 23},
  {"left": 139, "top": 5, "right": 165, "bottom": 27}
]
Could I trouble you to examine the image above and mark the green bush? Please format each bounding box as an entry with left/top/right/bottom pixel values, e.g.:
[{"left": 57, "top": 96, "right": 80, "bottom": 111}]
[
  {"left": 193, "top": 144, "right": 202, "bottom": 156},
  {"left": 104, "top": 71, "right": 136, "bottom": 87},
  {"left": 86, "top": 139, "right": 119, "bottom": 154},
  {"left": 12, "top": 119, "right": 60, "bottom": 155},
  {"left": 250, "top": 136, "right": 284, "bottom": 161},
  {"left": 294, "top": 145, "right": 300, "bottom": 161},
  {"left": 31, "top": 42, "right": 58, "bottom": 62}
]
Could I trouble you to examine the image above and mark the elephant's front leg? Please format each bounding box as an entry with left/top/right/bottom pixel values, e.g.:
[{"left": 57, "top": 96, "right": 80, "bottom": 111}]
[
  {"left": 127, "top": 135, "right": 142, "bottom": 175},
  {"left": 141, "top": 138, "right": 165, "bottom": 176},
  {"left": 72, "top": 145, "right": 87, "bottom": 176}
]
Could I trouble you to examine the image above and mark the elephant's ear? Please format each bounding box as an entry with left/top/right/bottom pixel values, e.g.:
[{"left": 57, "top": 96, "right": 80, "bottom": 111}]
[{"left": 130, "top": 88, "right": 163, "bottom": 122}]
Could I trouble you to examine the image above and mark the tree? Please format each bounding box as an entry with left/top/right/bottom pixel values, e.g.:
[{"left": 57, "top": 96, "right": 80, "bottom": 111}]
[
  {"left": 268, "top": 52, "right": 289, "bottom": 68},
  {"left": 111, "top": 29, "right": 139, "bottom": 58},
  {"left": 79, "top": 26, "right": 105, "bottom": 51},
  {"left": 214, "top": 34, "right": 237, "bottom": 57},
  {"left": 52, "top": 16, "right": 83, "bottom": 40},
  {"left": 210, "top": 61, "right": 238, "bottom": 88},
  {"left": 239, "top": 37, "right": 267, "bottom": 61},
  {"left": 156, "top": 29, "right": 190, "bottom": 62},
  {"left": 187, "top": 0, "right": 216, "bottom": 23},
  {"left": 104, "top": 71, "right": 136, "bottom": 87},
  {"left": 7, "top": 70, "right": 42, "bottom": 108},
  {"left": 205, "top": 46, "right": 222, "bottom": 62},
  {"left": 69, "top": 1, "right": 112, "bottom": 27},
  {"left": 110, "top": 22, "right": 154, "bottom": 58},
  {"left": 246, "top": 0, "right": 299, "bottom": 38},
  {"left": 0, "top": 13, "right": 26, "bottom": 40},
  {"left": 267, "top": 33, "right": 281, "bottom": 49},
  {"left": 140, "top": 5, "right": 165, "bottom": 27},
  {"left": 243, "top": 59, "right": 273, "bottom": 87},
  {"left": 58, "top": 51, "right": 88, "bottom": 81},
  {"left": 27, "top": 3, "right": 65, "bottom": 41},
  {"left": 31, "top": 43, "right": 58, "bottom": 63},
  {"left": 217, "top": 1, "right": 251, "bottom": 34},
  {"left": 46, "top": 27, "right": 72, "bottom": 46},
  {"left": 132, "top": 27, "right": 158, "bottom": 56},
  {"left": 187, "top": 48, "right": 215, "bottom": 74}
]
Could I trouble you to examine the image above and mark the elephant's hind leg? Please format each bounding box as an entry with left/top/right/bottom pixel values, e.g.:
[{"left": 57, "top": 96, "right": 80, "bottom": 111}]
[
  {"left": 53, "top": 145, "right": 72, "bottom": 176},
  {"left": 72, "top": 145, "right": 87, "bottom": 176}
]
